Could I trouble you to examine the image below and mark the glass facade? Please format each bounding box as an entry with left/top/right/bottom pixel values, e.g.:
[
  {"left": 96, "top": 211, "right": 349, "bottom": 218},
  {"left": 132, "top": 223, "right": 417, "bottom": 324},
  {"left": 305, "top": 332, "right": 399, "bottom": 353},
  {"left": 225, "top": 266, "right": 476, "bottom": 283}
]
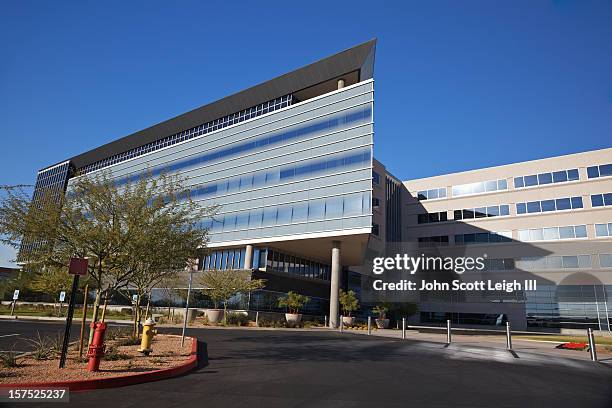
[
  {"left": 417, "top": 187, "right": 446, "bottom": 200},
  {"left": 591, "top": 193, "right": 612, "bottom": 207},
  {"left": 77, "top": 95, "right": 293, "bottom": 176},
  {"left": 263, "top": 248, "right": 331, "bottom": 281},
  {"left": 68, "top": 81, "right": 375, "bottom": 245}
]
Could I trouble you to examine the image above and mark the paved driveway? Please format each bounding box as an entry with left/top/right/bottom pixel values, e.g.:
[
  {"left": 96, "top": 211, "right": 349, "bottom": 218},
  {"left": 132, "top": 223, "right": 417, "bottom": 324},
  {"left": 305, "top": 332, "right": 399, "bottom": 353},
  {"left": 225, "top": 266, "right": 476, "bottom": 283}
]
[{"left": 3, "top": 323, "right": 607, "bottom": 408}]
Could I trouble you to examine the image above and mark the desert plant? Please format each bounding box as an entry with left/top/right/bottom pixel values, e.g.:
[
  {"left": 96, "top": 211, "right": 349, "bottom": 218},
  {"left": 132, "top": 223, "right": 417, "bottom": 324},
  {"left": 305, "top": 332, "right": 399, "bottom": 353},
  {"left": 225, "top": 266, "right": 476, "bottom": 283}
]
[
  {"left": 26, "top": 332, "right": 54, "bottom": 360},
  {"left": 372, "top": 305, "right": 388, "bottom": 320},
  {"left": 0, "top": 349, "right": 20, "bottom": 368},
  {"left": 104, "top": 346, "right": 130, "bottom": 361},
  {"left": 277, "top": 291, "right": 310, "bottom": 314},
  {"left": 339, "top": 289, "right": 359, "bottom": 317}
]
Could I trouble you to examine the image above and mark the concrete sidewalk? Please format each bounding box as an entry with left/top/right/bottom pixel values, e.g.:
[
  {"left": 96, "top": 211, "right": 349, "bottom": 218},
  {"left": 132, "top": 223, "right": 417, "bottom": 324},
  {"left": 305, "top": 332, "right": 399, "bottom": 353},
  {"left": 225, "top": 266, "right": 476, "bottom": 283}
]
[{"left": 343, "top": 326, "right": 612, "bottom": 364}]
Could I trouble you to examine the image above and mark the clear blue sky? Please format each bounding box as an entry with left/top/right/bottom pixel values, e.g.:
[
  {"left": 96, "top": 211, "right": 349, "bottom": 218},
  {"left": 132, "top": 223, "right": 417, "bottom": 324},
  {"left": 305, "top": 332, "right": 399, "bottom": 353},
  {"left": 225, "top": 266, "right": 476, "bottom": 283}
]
[{"left": 1, "top": 1, "right": 611, "bottom": 265}]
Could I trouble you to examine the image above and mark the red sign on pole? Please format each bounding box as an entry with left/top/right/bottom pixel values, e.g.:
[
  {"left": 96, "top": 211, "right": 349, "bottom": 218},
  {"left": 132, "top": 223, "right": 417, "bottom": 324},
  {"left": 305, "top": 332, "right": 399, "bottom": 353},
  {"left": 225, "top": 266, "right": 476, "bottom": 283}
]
[{"left": 69, "top": 258, "right": 88, "bottom": 276}]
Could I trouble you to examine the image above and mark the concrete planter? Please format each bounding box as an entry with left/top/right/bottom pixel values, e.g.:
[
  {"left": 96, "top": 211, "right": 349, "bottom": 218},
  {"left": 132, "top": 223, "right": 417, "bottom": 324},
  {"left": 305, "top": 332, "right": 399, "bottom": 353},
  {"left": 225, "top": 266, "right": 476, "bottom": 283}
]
[
  {"left": 342, "top": 316, "right": 355, "bottom": 326},
  {"left": 285, "top": 313, "right": 302, "bottom": 323},
  {"left": 375, "top": 318, "right": 389, "bottom": 329},
  {"left": 205, "top": 309, "right": 223, "bottom": 324}
]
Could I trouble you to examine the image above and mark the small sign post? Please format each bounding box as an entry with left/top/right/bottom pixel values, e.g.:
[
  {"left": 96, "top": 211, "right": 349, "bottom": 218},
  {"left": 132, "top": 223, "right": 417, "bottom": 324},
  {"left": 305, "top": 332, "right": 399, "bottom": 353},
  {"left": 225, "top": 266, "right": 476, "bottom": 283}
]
[
  {"left": 10, "top": 290, "right": 19, "bottom": 316},
  {"left": 59, "top": 291, "right": 66, "bottom": 316},
  {"left": 59, "top": 258, "right": 88, "bottom": 369}
]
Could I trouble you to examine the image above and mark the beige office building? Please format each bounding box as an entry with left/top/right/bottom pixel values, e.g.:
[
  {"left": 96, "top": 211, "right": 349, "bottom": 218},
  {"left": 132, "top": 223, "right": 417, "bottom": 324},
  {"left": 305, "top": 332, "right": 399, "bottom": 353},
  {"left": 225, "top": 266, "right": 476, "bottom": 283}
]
[{"left": 400, "top": 148, "right": 612, "bottom": 330}]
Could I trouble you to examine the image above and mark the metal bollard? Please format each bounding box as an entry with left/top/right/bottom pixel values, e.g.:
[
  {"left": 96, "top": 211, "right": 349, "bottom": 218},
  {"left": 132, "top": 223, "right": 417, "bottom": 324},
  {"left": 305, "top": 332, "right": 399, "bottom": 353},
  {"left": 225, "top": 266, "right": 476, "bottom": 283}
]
[
  {"left": 324, "top": 315, "right": 328, "bottom": 328},
  {"left": 446, "top": 319, "right": 452, "bottom": 344},
  {"left": 587, "top": 328, "right": 598, "bottom": 361},
  {"left": 506, "top": 322, "right": 512, "bottom": 350},
  {"left": 402, "top": 317, "right": 406, "bottom": 339},
  {"left": 367, "top": 316, "right": 372, "bottom": 335},
  {"left": 256, "top": 311, "right": 259, "bottom": 327},
  {"left": 340, "top": 315, "right": 344, "bottom": 332}
]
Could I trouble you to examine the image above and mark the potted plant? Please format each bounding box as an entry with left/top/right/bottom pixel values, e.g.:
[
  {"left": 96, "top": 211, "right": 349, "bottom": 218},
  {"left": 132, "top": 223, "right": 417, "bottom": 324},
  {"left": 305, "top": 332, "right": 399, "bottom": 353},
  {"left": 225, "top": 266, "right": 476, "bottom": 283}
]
[
  {"left": 199, "top": 269, "right": 265, "bottom": 324},
  {"left": 278, "top": 291, "right": 310, "bottom": 323},
  {"left": 372, "top": 305, "right": 389, "bottom": 329},
  {"left": 339, "top": 289, "right": 359, "bottom": 325}
]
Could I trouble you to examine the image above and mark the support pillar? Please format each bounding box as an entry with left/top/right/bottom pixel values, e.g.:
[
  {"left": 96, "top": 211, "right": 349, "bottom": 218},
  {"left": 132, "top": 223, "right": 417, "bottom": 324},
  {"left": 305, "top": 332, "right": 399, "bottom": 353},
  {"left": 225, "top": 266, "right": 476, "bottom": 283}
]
[
  {"left": 244, "top": 244, "right": 254, "bottom": 270},
  {"left": 337, "top": 78, "right": 345, "bottom": 89},
  {"left": 329, "top": 241, "right": 341, "bottom": 328}
]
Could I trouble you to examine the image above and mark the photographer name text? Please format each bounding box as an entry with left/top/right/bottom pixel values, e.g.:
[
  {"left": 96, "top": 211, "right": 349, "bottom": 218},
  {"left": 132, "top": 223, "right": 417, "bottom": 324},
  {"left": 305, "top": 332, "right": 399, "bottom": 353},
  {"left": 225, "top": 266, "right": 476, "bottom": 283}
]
[{"left": 373, "top": 279, "right": 537, "bottom": 293}]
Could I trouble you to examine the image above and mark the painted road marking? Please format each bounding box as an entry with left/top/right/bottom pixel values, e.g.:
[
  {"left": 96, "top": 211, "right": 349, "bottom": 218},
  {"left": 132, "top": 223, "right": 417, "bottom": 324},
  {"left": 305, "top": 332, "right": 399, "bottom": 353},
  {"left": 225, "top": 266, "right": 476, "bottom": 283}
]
[{"left": 0, "top": 334, "right": 20, "bottom": 338}]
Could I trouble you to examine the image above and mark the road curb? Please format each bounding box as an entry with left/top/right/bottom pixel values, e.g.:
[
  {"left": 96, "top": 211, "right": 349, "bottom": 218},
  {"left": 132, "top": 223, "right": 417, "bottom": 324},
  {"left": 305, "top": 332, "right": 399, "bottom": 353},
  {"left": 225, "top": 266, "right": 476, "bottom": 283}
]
[{"left": 0, "top": 337, "right": 200, "bottom": 392}]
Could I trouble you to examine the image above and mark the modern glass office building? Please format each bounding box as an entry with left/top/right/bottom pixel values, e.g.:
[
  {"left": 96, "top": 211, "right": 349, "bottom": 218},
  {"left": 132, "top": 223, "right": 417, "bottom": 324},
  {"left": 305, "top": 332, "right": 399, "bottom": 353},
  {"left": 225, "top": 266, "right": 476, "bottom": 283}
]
[
  {"left": 20, "top": 39, "right": 612, "bottom": 330},
  {"left": 22, "top": 40, "right": 379, "bottom": 327}
]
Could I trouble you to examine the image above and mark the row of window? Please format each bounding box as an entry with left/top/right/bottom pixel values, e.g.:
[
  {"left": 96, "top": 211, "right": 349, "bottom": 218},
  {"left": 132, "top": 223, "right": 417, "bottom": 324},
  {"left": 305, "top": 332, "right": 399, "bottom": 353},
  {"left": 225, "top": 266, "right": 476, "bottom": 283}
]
[
  {"left": 514, "top": 168, "right": 579, "bottom": 189},
  {"left": 587, "top": 163, "right": 612, "bottom": 179},
  {"left": 78, "top": 95, "right": 294, "bottom": 176},
  {"left": 591, "top": 193, "right": 612, "bottom": 207},
  {"left": 452, "top": 179, "right": 507, "bottom": 197},
  {"left": 454, "top": 231, "right": 512, "bottom": 245},
  {"left": 203, "top": 192, "right": 371, "bottom": 233},
  {"left": 416, "top": 163, "right": 612, "bottom": 201},
  {"left": 516, "top": 255, "right": 592, "bottom": 271},
  {"left": 454, "top": 205, "right": 510, "bottom": 220},
  {"left": 417, "top": 187, "right": 446, "bottom": 201},
  {"left": 417, "top": 235, "right": 449, "bottom": 247},
  {"left": 111, "top": 107, "right": 372, "bottom": 188},
  {"left": 265, "top": 249, "right": 331, "bottom": 281},
  {"left": 516, "top": 196, "right": 583, "bottom": 215},
  {"left": 203, "top": 249, "right": 247, "bottom": 271},
  {"left": 595, "top": 223, "right": 612, "bottom": 237},
  {"left": 188, "top": 150, "right": 371, "bottom": 201},
  {"left": 417, "top": 211, "right": 448, "bottom": 224},
  {"left": 518, "top": 225, "right": 587, "bottom": 242}
]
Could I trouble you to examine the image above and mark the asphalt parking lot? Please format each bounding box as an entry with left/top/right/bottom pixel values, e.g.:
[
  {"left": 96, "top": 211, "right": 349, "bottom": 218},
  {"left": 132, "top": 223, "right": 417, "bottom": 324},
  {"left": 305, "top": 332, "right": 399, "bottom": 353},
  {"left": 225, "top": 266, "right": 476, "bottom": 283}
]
[{"left": 3, "top": 321, "right": 611, "bottom": 408}]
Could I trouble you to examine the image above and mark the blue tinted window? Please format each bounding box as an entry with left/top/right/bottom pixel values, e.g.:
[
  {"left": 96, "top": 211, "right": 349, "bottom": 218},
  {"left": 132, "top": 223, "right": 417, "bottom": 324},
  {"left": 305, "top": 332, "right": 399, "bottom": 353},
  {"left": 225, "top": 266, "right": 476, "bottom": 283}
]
[
  {"left": 601, "top": 164, "right": 612, "bottom": 177},
  {"left": 541, "top": 200, "right": 556, "bottom": 212},
  {"left": 605, "top": 193, "right": 612, "bottom": 206},
  {"left": 262, "top": 208, "right": 277, "bottom": 226},
  {"left": 555, "top": 198, "right": 571, "bottom": 210},
  {"left": 497, "top": 179, "right": 507, "bottom": 190},
  {"left": 417, "top": 191, "right": 427, "bottom": 200},
  {"left": 552, "top": 171, "right": 567, "bottom": 183},
  {"left": 487, "top": 206, "right": 499, "bottom": 217},
  {"left": 591, "top": 194, "right": 604, "bottom": 207},
  {"left": 567, "top": 169, "right": 579, "bottom": 181},
  {"left": 277, "top": 207, "right": 292, "bottom": 224},
  {"left": 438, "top": 188, "right": 447, "bottom": 198},
  {"left": 428, "top": 188, "right": 439, "bottom": 199},
  {"left": 587, "top": 166, "right": 599, "bottom": 178},
  {"left": 344, "top": 194, "right": 363, "bottom": 216},
  {"left": 538, "top": 173, "right": 552, "bottom": 185},
  {"left": 524, "top": 175, "right": 538, "bottom": 187},
  {"left": 574, "top": 225, "right": 587, "bottom": 238},
  {"left": 292, "top": 204, "right": 308, "bottom": 222},
  {"left": 308, "top": 200, "right": 325, "bottom": 221},
  {"left": 570, "top": 196, "right": 583, "bottom": 209},
  {"left": 527, "top": 201, "right": 541, "bottom": 213},
  {"left": 485, "top": 180, "right": 497, "bottom": 192},
  {"left": 325, "top": 197, "right": 343, "bottom": 218},
  {"left": 500, "top": 205, "right": 510, "bottom": 216},
  {"left": 373, "top": 171, "right": 381, "bottom": 184},
  {"left": 514, "top": 177, "right": 524, "bottom": 188},
  {"left": 517, "top": 203, "right": 527, "bottom": 214}
]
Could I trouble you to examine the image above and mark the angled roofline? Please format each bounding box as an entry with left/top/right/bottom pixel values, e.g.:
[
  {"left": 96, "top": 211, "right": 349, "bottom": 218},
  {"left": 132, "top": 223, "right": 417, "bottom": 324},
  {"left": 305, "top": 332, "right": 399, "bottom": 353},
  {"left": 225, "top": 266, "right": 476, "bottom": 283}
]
[{"left": 63, "top": 39, "right": 377, "bottom": 171}]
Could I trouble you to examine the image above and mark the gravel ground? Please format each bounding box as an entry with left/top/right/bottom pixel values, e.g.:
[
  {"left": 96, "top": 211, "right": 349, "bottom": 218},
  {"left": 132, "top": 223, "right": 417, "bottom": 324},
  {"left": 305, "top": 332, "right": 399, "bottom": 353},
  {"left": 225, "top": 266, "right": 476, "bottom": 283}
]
[{"left": 0, "top": 334, "right": 193, "bottom": 384}]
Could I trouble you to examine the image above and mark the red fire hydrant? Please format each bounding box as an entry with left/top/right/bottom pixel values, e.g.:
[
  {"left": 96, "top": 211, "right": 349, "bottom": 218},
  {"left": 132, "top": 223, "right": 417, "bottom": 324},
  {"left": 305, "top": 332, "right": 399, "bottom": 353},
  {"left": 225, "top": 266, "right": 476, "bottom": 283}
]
[{"left": 87, "top": 321, "right": 107, "bottom": 372}]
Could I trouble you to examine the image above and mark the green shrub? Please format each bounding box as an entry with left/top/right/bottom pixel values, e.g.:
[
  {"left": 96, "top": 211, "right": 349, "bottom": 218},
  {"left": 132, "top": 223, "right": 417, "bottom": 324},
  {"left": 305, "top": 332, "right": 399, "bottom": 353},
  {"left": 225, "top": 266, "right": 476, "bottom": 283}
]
[
  {"left": 26, "top": 332, "right": 54, "bottom": 360},
  {"left": 225, "top": 312, "right": 249, "bottom": 326}
]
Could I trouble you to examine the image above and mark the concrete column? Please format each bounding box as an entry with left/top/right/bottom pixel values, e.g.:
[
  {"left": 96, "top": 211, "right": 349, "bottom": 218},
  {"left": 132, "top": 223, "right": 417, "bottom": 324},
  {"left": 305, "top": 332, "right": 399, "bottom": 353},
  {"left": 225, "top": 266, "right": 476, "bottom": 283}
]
[
  {"left": 244, "top": 244, "right": 254, "bottom": 270},
  {"left": 337, "top": 78, "right": 345, "bottom": 89},
  {"left": 329, "top": 241, "right": 341, "bottom": 328}
]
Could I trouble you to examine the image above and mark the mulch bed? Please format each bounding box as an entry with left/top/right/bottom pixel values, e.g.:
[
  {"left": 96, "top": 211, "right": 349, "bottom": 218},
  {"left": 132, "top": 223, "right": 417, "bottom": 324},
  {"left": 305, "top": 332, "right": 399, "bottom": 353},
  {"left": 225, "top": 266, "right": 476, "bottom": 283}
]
[{"left": 0, "top": 334, "right": 192, "bottom": 384}]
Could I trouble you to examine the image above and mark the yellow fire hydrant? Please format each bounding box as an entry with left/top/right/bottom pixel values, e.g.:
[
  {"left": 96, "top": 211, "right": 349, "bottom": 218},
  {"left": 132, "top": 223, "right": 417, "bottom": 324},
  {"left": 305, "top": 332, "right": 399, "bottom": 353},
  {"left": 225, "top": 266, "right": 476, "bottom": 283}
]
[{"left": 138, "top": 317, "right": 157, "bottom": 355}]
